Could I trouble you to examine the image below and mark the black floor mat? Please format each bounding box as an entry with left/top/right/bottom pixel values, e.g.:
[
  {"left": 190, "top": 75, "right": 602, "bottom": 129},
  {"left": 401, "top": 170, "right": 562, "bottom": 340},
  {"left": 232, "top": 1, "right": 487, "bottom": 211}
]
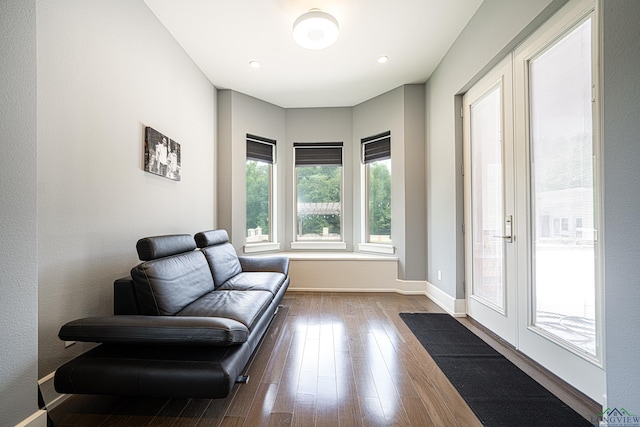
[{"left": 400, "top": 313, "right": 593, "bottom": 427}]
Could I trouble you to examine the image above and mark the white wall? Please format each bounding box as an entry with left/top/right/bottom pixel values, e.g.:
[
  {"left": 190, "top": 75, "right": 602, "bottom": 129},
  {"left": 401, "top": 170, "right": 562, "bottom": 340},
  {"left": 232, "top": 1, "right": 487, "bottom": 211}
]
[
  {"left": 0, "top": 1, "right": 39, "bottom": 424},
  {"left": 601, "top": 0, "right": 640, "bottom": 413},
  {"left": 37, "top": 0, "right": 216, "bottom": 377},
  {"left": 425, "top": 0, "right": 567, "bottom": 298}
]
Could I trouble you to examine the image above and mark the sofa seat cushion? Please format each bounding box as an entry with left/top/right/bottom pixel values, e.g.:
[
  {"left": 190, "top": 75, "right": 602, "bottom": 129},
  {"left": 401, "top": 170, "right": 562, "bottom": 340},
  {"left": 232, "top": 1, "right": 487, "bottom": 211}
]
[
  {"left": 177, "top": 290, "right": 272, "bottom": 331},
  {"left": 131, "top": 251, "right": 215, "bottom": 315},
  {"left": 218, "top": 272, "right": 286, "bottom": 297}
]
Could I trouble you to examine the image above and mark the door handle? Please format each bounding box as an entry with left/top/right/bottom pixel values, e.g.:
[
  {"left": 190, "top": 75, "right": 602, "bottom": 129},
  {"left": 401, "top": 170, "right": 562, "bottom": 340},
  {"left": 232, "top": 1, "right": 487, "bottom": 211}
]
[{"left": 493, "top": 215, "right": 513, "bottom": 243}]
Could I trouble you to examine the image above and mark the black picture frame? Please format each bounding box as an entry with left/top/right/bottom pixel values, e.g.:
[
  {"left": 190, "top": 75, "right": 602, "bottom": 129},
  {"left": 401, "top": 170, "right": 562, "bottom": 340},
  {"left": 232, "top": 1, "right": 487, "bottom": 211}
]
[{"left": 144, "top": 127, "right": 181, "bottom": 181}]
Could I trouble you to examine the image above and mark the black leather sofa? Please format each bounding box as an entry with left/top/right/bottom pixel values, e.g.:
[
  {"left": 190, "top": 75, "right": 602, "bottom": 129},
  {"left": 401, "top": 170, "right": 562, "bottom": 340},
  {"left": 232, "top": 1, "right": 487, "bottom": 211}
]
[{"left": 53, "top": 229, "right": 289, "bottom": 399}]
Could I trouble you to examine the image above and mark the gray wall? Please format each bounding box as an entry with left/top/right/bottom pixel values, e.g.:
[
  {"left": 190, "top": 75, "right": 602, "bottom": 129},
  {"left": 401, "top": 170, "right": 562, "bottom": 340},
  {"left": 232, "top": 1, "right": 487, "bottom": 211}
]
[
  {"left": 37, "top": 0, "right": 216, "bottom": 377},
  {"left": 286, "top": 107, "right": 354, "bottom": 249},
  {"left": 217, "top": 90, "right": 287, "bottom": 250},
  {"left": 353, "top": 85, "right": 426, "bottom": 279},
  {"left": 217, "top": 88, "right": 426, "bottom": 279},
  {"left": 0, "top": 0, "right": 39, "bottom": 424},
  {"left": 425, "top": 0, "right": 567, "bottom": 298},
  {"left": 602, "top": 0, "right": 640, "bottom": 413}
]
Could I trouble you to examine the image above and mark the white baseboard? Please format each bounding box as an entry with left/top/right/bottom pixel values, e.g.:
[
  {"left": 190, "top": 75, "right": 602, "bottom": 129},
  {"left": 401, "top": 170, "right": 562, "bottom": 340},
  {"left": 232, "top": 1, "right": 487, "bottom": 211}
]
[
  {"left": 38, "top": 371, "right": 69, "bottom": 411},
  {"left": 395, "top": 279, "right": 427, "bottom": 295},
  {"left": 288, "top": 286, "right": 402, "bottom": 293},
  {"left": 425, "top": 281, "right": 466, "bottom": 317},
  {"left": 15, "top": 410, "right": 48, "bottom": 427},
  {"left": 288, "top": 279, "right": 426, "bottom": 295}
]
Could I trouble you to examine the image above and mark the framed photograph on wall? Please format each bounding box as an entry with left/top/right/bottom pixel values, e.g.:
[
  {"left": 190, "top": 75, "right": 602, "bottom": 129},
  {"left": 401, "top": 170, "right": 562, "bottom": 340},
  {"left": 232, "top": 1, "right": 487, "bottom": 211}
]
[{"left": 144, "top": 127, "right": 181, "bottom": 181}]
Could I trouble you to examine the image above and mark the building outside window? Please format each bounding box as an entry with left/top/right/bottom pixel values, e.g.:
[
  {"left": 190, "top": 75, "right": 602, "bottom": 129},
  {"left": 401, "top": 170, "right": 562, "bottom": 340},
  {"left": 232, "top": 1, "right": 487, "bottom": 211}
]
[
  {"left": 362, "top": 131, "right": 391, "bottom": 244},
  {"left": 246, "top": 134, "right": 275, "bottom": 243},
  {"left": 294, "top": 142, "right": 343, "bottom": 241}
]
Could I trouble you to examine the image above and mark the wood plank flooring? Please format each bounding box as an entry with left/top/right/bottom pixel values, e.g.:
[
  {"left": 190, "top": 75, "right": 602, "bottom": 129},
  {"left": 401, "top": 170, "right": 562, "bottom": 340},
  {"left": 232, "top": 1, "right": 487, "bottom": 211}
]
[{"left": 48, "top": 292, "right": 599, "bottom": 426}]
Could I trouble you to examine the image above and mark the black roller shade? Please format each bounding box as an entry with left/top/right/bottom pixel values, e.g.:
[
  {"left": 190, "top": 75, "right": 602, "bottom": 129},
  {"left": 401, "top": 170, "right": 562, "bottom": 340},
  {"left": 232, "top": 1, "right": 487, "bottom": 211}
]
[
  {"left": 294, "top": 142, "right": 343, "bottom": 166},
  {"left": 361, "top": 131, "right": 391, "bottom": 164},
  {"left": 247, "top": 134, "right": 276, "bottom": 163}
]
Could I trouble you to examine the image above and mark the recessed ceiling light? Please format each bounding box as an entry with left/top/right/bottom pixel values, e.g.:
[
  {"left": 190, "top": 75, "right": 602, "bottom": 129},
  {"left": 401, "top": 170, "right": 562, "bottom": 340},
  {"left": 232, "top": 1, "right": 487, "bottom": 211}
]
[
  {"left": 293, "top": 9, "right": 339, "bottom": 50},
  {"left": 249, "top": 61, "right": 261, "bottom": 69},
  {"left": 377, "top": 56, "right": 389, "bottom": 64}
]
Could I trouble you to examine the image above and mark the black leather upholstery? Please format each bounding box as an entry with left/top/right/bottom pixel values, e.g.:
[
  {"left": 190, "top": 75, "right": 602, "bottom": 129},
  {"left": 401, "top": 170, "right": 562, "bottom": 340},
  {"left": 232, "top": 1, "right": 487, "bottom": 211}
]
[
  {"left": 131, "top": 250, "right": 215, "bottom": 315},
  {"left": 218, "top": 272, "right": 286, "bottom": 296},
  {"left": 54, "top": 343, "right": 249, "bottom": 399},
  {"left": 136, "top": 234, "right": 196, "bottom": 261},
  {"left": 201, "top": 244, "right": 243, "bottom": 288},
  {"left": 194, "top": 229, "right": 230, "bottom": 248},
  {"left": 239, "top": 256, "right": 290, "bottom": 276},
  {"left": 59, "top": 315, "right": 249, "bottom": 346},
  {"left": 54, "top": 230, "right": 290, "bottom": 399},
  {"left": 177, "top": 290, "right": 272, "bottom": 331}
]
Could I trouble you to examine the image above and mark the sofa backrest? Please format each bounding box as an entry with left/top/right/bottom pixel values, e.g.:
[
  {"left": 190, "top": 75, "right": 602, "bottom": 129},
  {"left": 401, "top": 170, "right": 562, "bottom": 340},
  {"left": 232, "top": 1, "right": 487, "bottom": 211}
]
[
  {"left": 130, "top": 234, "right": 215, "bottom": 315},
  {"left": 195, "top": 230, "right": 242, "bottom": 288}
]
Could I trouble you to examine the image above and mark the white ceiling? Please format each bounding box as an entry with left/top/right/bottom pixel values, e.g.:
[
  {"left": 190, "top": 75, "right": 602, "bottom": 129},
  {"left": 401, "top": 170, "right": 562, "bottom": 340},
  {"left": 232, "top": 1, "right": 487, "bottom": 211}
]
[{"left": 143, "top": 0, "right": 483, "bottom": 108}]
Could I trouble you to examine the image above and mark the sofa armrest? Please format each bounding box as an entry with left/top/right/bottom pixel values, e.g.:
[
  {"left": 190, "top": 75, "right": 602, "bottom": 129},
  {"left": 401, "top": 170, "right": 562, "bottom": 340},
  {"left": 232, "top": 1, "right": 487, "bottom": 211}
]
[
  {"left": 238, "top": 256, "right": 289, "bottom": 276},
  {"left": 114, "top": 276, "right": 139, "bottom": 315},
  {"left": 59, "top": 315, "right": 249, "bottom": 346}
]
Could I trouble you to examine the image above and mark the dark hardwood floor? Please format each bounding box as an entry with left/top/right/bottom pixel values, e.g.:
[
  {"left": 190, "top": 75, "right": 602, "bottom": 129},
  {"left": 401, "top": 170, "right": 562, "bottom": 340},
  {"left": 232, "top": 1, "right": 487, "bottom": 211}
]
[{"left": 48, "top": 292, "right": 599, "bottom": 426}]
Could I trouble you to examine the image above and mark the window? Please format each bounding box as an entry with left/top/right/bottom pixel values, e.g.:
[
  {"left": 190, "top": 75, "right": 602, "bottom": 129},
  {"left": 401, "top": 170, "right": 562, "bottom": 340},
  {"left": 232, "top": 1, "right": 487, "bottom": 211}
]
[
  {"left": 362, "top": 131, "right": 391, "bottom": 244},
  {"left": 294, "top": 142, "right": 343, "bottom": 242},
  {"left": 246, "top": 134, "right": 275, "bottom": 243},
  {"left": 528, "top": 17, "right": 599, "bottom": 357}
]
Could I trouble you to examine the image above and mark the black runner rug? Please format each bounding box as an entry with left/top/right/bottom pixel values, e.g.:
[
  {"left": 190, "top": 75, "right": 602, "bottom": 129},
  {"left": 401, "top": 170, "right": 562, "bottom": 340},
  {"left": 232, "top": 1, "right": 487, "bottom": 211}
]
[{"left": 400, "top": 313, "right": 593, "bottom": 426}]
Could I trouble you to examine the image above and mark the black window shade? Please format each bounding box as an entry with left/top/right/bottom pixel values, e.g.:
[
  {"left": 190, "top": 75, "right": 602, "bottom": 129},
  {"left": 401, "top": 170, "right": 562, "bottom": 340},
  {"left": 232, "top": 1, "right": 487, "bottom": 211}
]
[
  {"left": 246, "top": 134, "right": 276, "bottom": 163},
  {"left": 361, "top": 131, "right": 391, "bottom": 164},
  {"left": 294, "top": 142, "right": 343, "bottom": 166}
]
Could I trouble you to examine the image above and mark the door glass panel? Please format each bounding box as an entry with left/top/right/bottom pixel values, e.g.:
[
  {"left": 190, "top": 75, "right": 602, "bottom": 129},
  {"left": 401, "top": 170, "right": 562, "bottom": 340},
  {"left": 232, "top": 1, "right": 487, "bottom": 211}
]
[
  {"left": 470, "top": 86, "right": 504, "bottom": 309},
  {"left": 529, "top": 19, "right": 596, "bottom": 356}
]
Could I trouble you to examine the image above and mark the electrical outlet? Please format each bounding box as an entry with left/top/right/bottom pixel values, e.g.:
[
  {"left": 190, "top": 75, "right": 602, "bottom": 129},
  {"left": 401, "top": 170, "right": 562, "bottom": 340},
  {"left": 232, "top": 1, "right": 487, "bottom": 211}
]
[
  {"left": 438, "top": 270, "right": 442, "bottom": 281},
  {"left": 64, "top": 341, "right": 76, "bottom": 348}
]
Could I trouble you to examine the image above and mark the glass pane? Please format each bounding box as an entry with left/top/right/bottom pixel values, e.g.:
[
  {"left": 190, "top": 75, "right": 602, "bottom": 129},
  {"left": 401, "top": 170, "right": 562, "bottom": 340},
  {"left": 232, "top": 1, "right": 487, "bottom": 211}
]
[
  {"left": 296, "top": 165, "right": 341, "bottom": 240},
  {"left": 368, "top": 159, "right": 391, "bottom": 243},
  {"left": 529, "top": 20, "right": 596, "bottom": 355},
  {"left": 470, "top": 85, "right": 504, "bottom": 309},
  {"left": 246, "top": 160, "right": 270, "bottom": 242}
]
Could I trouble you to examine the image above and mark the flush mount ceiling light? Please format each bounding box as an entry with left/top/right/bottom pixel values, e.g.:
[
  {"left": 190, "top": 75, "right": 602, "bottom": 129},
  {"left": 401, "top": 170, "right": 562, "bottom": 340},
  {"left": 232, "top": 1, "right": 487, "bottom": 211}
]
[{"left": 292, "top": 9, "right": 339, "bottom": 50}]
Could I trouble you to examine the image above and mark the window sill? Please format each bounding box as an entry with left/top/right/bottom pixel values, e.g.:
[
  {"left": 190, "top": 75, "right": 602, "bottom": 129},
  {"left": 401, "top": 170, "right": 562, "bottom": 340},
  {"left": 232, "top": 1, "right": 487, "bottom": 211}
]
[
  {"left": 358, "top": 243, "right": 395, "bottom": 255},
  {"left": 290, "top": 241, "right": 347, "bottom": 251},
  {"left": 244, "top": 242, "right": 281, "bottom": 254}
]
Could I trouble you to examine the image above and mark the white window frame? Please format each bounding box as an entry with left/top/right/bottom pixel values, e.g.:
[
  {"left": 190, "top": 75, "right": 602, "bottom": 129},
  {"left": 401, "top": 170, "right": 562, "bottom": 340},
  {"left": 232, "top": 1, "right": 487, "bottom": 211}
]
[
  {"left": 244, "top": 134, "right": 280, "bottom": 253},
  {"left": 358, "top": 132, "right": 394, "bottom": 255},
  {"left": 291, "top": 142, "right": 346, "bottom": 250}
]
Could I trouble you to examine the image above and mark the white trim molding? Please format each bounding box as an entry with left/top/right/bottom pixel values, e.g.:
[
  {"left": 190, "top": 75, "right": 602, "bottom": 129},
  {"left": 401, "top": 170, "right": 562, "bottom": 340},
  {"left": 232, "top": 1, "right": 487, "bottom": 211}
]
[
  {"left": 358, "top": 242, "right": 396, "bottom": 254},
  {"left": 243, "top": 241, "right": 281, "bottom": 254},
  {"left": 395, "top": 279, "right": 427, "bottom": 295},
  {"left": 290, "top": 241, "right": 347, "bottom": 250},
  {"left": 15, "top": 410, "right": 48, "bottom": 427},
  {"left": 38, "top": 371, "right": 69, "bottom": 411},
  {"left": 426, "top": 281, "right": 467, "bottom": 317}
]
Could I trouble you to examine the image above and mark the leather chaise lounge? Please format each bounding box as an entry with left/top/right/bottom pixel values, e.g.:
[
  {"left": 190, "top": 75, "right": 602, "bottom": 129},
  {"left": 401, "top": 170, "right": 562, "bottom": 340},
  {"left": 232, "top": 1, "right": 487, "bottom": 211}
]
[{"left": 53, "top": 229, "right": 290, "bottom": 399}]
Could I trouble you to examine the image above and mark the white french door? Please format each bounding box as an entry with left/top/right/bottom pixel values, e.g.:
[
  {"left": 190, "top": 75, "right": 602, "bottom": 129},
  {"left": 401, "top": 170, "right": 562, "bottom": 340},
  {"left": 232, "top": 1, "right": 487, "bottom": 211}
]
[
  {"left": 464, "top": 0, "right": 605, "bottom": 403},
  {"left": 463, "top": 57, "right": 517, "bottom": 346}
]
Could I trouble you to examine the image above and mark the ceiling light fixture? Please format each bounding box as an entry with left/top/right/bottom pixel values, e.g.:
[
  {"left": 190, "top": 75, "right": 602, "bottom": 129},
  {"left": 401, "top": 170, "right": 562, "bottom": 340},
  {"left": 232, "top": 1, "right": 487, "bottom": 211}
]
[
  {"left": 249, "top": 60, "right": 261, "bottom": 68},
  {"left": 377, "top": 56, "right": 389, "bottom": 64},
  {"left": 292, "top": 9, "right": 339, "bottom": 50}
]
